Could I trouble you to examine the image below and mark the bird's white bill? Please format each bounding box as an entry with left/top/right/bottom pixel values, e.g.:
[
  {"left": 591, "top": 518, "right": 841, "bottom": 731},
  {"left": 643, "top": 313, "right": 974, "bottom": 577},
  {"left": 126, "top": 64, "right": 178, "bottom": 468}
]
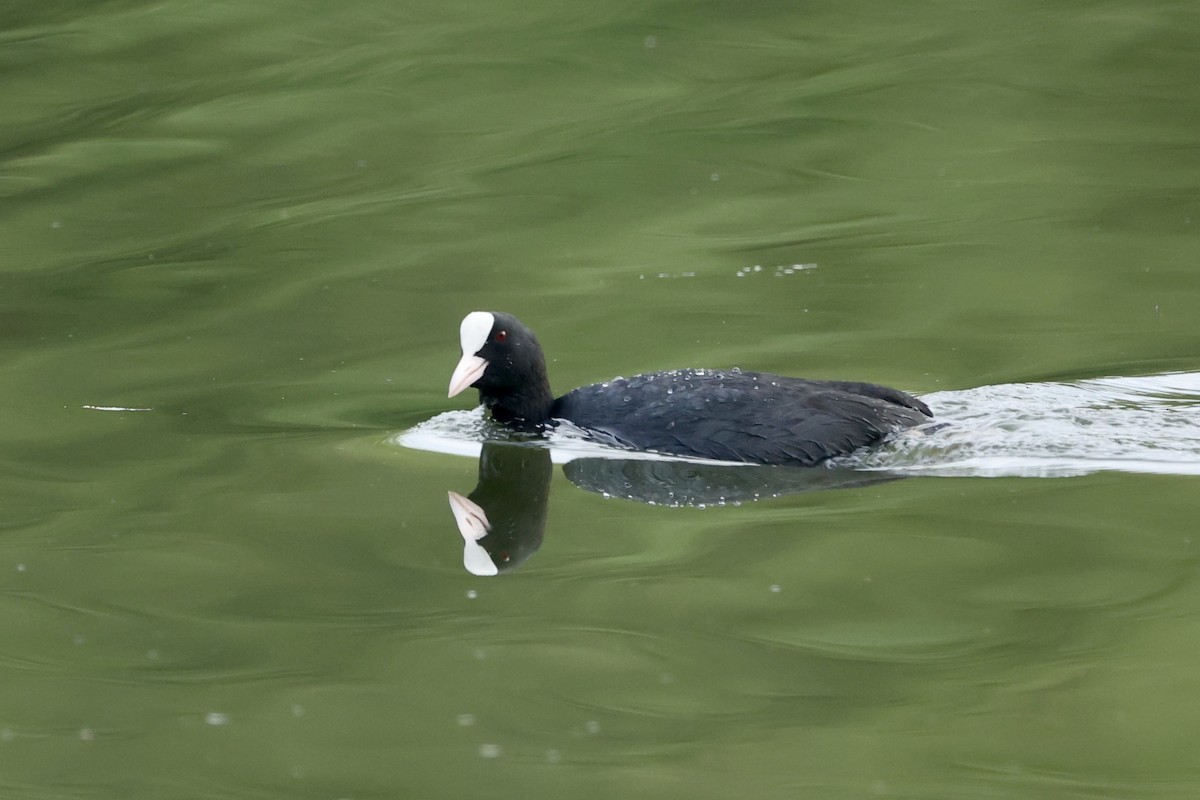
[
  {"left": 448, "top": 491, "right": 498, "bottom": 576},
  {"left": 448, "top": 354, "right": 488, "bottom": 398}
]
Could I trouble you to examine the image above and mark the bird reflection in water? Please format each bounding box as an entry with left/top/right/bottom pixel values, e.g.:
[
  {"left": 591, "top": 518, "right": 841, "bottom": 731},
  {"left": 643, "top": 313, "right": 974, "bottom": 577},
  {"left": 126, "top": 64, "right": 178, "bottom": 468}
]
[
  {"left": 448, "top": 443, "right": 552, "bottom": 576},
  {"left": 447, "top": 442, "right": 902, "bottom": 576}
]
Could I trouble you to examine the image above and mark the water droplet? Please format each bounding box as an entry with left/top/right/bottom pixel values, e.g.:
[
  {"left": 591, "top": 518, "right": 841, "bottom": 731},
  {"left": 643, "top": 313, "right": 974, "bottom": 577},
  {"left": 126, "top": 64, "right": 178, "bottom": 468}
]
[
  {"left": 457, "top": 713, "right": 476, "bottom": 727},
  {"left": 479, "top": 743, "right": 502, "bottom": 759},
  {"left": 585, "top": 720, "right": 601, "bottom": 735},
  {"left": 205, "top": 712, "right": 230, "bottom": 726},
  {"left": 769, "top": 584, "right": 782, "bottom": 593}
]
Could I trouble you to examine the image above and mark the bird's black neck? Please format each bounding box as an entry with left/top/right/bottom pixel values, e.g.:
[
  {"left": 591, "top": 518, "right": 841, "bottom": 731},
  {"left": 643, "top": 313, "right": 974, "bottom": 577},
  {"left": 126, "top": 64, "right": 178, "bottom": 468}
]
[{"left": 481, "top": 383, "right": 555, "bottom": 432}]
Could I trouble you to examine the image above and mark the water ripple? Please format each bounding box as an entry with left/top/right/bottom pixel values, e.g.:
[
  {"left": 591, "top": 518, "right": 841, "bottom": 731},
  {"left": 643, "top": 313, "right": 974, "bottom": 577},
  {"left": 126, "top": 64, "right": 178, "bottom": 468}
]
[
  {"left": 401, "top": 371, "right": 1200, "bottom": 478},
  {"left": 851, "top": 371, "right": 1200, "bottom": 477}
]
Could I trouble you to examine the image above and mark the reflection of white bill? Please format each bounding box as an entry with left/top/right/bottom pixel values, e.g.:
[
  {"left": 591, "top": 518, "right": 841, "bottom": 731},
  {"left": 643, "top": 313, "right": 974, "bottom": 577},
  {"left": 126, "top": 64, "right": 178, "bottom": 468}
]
[{"left": 447, "top": 491, "right": 498, "bottom": 577}]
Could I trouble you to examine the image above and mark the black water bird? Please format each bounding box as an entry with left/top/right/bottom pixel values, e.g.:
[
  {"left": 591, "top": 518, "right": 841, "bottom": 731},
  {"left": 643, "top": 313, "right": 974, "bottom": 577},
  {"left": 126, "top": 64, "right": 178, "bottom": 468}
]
[{"left": 448, "top": 311, "right": 932, "bottom": 467}]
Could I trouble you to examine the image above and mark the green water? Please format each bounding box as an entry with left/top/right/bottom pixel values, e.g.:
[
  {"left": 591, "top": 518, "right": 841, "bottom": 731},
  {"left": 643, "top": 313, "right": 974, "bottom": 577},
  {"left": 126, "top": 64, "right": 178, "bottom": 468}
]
[{"left": 3, "top": 1, "right": 1199, "bottom": 798}]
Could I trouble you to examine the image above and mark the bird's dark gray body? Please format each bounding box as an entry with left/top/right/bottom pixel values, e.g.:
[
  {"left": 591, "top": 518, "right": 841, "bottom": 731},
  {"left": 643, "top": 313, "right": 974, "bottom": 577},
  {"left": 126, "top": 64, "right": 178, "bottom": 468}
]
[
  {"left": 552, "top": 368, "right": 931, "bottom": 466},
  {"left": 449, "top": 311, "right": 933, "bottom": 467}
]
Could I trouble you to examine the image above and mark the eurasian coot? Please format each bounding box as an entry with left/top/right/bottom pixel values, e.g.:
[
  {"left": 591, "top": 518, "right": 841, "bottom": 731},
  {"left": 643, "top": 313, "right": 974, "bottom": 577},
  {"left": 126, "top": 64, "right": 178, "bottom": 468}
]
[{"left": 448, "top": 311, "right": 932, "bottom": 466}]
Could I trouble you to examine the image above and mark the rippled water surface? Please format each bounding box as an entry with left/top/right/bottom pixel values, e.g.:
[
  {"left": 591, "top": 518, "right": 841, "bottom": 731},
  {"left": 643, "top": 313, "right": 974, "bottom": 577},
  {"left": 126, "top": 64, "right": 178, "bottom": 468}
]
[{"left": 3, "top": 2, "right": 1200, "bottom": 798}]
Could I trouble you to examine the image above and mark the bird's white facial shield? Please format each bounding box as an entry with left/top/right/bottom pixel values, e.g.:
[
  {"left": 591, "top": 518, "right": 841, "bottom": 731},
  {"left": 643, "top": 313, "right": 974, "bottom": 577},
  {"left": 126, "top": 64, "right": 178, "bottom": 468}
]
[{"left": 448, "top": 311, "right": 494, "bottom": 398}]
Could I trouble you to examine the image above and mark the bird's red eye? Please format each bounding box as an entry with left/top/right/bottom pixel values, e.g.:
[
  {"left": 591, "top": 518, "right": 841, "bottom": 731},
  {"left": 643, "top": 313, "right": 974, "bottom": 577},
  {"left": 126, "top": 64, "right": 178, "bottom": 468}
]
[{"left": 495, "top": 330, "right": 507, "bottom": 343}]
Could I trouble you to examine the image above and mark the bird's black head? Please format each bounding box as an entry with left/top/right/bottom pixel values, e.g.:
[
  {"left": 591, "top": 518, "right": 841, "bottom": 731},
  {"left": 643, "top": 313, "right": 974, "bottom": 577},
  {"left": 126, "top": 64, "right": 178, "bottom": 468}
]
[{"left": 448, "top": 311, "right": 554, "bottom": 429}]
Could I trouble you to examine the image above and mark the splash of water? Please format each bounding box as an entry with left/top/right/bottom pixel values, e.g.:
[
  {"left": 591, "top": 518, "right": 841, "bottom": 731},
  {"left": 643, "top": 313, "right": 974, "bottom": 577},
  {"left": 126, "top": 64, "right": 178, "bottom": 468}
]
[
  {"left": 847, "top": 371, "right": 1200, "bottom": 477},
  {"left": 399, "top": 372, "right": 1200, "bottom": 478}
]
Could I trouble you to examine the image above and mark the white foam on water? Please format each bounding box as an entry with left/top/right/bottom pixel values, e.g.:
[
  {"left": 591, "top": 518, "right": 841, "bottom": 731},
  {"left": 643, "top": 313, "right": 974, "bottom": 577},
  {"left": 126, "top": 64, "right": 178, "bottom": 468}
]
[{"left": 399, "top": 372, "right": 1200, "bottom": 478}]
